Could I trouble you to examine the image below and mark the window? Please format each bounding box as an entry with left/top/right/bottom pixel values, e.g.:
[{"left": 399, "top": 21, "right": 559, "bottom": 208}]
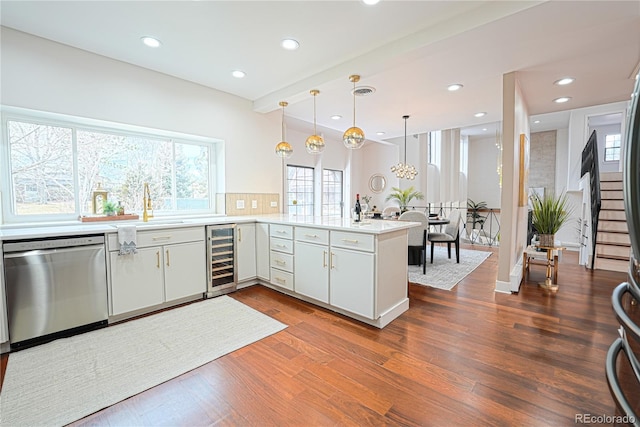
[
  {"left": 322, "top": 169, "right": 343, "bottom": 217},
  {"left": 604, "top": 134, "right": 621, "bottom": 161},
  {"left": 2, "top": 110, "right": 220, "bottom": 222},
  {"left": 287, "top": 165, "right": 314, "bottom": 216}
]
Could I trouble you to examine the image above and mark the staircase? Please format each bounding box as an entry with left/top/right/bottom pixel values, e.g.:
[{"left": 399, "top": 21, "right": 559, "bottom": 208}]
[{"left": 595, "top": 172, "right": 631, "bottom": 272}]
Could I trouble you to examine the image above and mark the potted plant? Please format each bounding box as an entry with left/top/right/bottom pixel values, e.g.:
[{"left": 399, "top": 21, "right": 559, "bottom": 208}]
[
  {"left": 467, "top": 198, "right": 487, "bottom": 230},
  {"left": 530, "top": 191, "right": 573, "bottom": 247},
  {"left": 385, "top": 186, "right": 424, "bottom": 212},
  {"left": 103, "top": 200, "right": 118, "bottom": 216}
]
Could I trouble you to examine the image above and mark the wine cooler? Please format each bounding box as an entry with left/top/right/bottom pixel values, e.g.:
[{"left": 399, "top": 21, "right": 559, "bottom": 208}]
[{"left": 206, "top": 224, "right": 237, "bottom": 297}]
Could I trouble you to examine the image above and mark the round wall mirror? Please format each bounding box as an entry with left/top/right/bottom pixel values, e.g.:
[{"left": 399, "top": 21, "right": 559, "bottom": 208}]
[{"left": 369, "top": 174, "right": 387, "bottom": 193}]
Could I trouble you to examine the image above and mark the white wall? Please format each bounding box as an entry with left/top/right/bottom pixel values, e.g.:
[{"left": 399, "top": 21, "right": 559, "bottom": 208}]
[
  {"left": 467, "top": 135, "right": 501, "bottom": 209},
  {"left": 1, "top": 28, "right": 281, "bottom": 196},
  {"left": 356, "top": 141, "right": 399, "bottom": 210}
]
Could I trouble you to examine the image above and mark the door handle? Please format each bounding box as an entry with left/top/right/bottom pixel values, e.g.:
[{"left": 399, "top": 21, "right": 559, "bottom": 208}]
[
  {"left": 156, "top": 251, "right": 160, "bottom": 268},
  {"left": 238, "top": 228, "right": 242, "bottom": 242},
  {"left": 166, "top": 249, "right": 170, "bottom": 266},
  {"left": 330, "top": 252, "right": 336, "bottom": 269},
  {"left": 323, "top": 250, "right": 327, "bottom": 267}
]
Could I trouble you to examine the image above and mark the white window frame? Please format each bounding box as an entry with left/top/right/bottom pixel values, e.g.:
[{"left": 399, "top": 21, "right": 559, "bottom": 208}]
[
  {"left": 0, "top": 106, "right": 224, "bottom": 224},
  {"left": 604, "top": 133, "right": 621, "bottom": 162}
]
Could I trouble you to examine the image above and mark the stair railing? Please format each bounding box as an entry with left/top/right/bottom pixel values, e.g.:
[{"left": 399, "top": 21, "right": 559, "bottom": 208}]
[{"left": 581, "top": 130, "right": 601, "bottom": 270}]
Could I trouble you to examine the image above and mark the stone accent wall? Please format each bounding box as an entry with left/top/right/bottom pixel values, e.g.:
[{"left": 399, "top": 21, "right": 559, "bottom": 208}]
[{"left": 529, "top": 130, "right": 556, "bottom": 194}]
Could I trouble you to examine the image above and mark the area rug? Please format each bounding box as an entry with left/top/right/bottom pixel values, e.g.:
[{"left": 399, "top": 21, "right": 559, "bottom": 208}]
[
  {"left": 0, "top": 296, "right": 286, "bottom": 426},
  {"left": 408, "top": 246, "right": 492, "bottom": 290}
]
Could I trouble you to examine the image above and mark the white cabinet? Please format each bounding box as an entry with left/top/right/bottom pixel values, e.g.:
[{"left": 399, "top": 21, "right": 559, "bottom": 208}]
[
  {"left": 269, "top": 224, "right": 294, "bottom": 290},
  {"left": 256, "top": 223, "right": 270, "bottom": 280},
  {"left": 294, "top": 241, "right": 329, "bottom": 303},
  {"left": 237, "top": 223, "right": 257, "bottom": 282},
  {"left": 329, "top": 247, "right": 375, "bottom": 319},
  {"left": 108, "top": 226, "right": 206, "bottom": 317},
  {"left": 0, "top": 252, "right": 8, "bottom": 344}
]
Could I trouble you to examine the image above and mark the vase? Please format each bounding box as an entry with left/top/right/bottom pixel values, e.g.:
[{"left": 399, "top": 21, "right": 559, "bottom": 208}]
[{"left": 539, "top": 233, "right": 555, "bottom": 247}]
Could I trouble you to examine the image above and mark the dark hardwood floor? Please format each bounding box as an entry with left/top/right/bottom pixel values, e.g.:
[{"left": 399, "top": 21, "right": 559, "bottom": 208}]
[{"left": 2, "top": 246, "right": 638, "bottom": 426}]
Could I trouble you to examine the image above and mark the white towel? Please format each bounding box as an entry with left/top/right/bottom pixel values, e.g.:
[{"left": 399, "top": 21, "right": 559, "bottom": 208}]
[{"left": 118, "top": 225, "right": 138, "bottom": 255}]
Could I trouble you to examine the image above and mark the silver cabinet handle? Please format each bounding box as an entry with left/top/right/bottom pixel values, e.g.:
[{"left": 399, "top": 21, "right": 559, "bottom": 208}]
[
  {"left": 305, "top": 234, "right": 319, "bottom": 238},
  {"left": 238, "top": 228, "right": 242, "bottom": 242},
  {"left": 330, "top": 252, "right": 336, "bottom": 269},
  {"left": 152, "top": 236, "right": 172, "bottom": 241},
  {"left": 323, "top": 250, "right": 327, "bottom": 267},
  {"left": 276, "top": 230, "right": 287, "bottom": 234},
  {"left": 156, "top": 251, "right": 160, "bottom": 268},
  {"left": 274, "top": 259, "right": 286, "bottom": 266},
  {"left": 275, "top": 244, "right": 287, "bottom": 248},
  {"left": 341, "top": 238, "right": 359, "bottom": 244},
  {"left": 166, "top": 249, "right": 170, "bottom": 266},
  {"left": 274, "top": 276, "right": 286, "bottom": 284}
]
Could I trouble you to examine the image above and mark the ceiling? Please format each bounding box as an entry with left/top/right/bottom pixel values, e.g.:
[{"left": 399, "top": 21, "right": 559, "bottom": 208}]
[{"left": 1, "top": 0, "right": 639, "bottom": 141}]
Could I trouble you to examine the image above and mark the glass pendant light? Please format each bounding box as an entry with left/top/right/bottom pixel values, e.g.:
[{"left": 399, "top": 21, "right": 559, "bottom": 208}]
[
  {"left": 275, "top": 101, "right": 293, "bottom": 158},
  {"left": 305, "top": 89, "right": 325, "bottom": 154},
  {"left": 343, "top": 74, "right": 365, "bottom": 149},
  {"left": 390, "top": 115, "right": 418, "bottom": 180}
]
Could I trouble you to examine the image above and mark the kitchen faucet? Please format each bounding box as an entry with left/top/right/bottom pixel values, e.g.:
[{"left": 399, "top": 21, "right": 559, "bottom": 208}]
[{"left": 143, "top": 182, "right": 153, "bottom": 222}]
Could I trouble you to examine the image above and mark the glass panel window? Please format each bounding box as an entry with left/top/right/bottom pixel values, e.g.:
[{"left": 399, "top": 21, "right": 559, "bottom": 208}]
[
  {"left": 287, "top": 165, "right": 314, "bottom": 216},
  {"left": 8, "top": 121, "right": 74, "bottom": 215},
  {"left": 604, "top": 134, "right": 621, "bottom": 161},
  {"left": 3, "top": 112, "right": 220, "bottom": 222},
  {"left": 322, "top": 169, "right": 343, "bottom": 217}
]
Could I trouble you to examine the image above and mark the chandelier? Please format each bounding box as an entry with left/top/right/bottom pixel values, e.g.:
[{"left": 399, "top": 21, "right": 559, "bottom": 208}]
[
  {"left": 391, "top": 115, "right": 417, "bottom": 180},
  {"left": 275, "top": 101, "right": 293, "bottom": 158},
  {"left": 305, "top": 89, "right": 325, "bottom": 154},
  {"left": 343, "top": 75, "right": 365, "bottom": 149}
]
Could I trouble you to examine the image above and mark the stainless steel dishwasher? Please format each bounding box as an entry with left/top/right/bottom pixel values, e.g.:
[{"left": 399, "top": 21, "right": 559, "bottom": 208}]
[{"left": 3, "top": 235, "right": 108, "bottom": 349}]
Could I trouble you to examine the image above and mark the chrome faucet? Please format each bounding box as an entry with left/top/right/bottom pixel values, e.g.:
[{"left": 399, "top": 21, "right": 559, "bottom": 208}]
[{"left": 143, "top": 183, "right": 153, "bottom": 222}]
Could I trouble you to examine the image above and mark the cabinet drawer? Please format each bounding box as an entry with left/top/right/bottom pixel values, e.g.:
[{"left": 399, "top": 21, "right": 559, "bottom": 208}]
[
  {"left": 270, "top": 224, "right": 293, "bottom": 240},
  {"left": 295, "top": 227, "right": 329, "bottom": 245},
  {"left": 270, "top": 251, "right": 294, "bottom": 273},
  {"left": 330, "top": 231, "right": 375, "bottom": 252},
  {"left": 270, "top": 267, "right": 294, "bottom": 291},
  {"left": 108, "top": 226, "right": 204, "bottom": 250},
  {"left": 270, "top": 237, "right": 293, "bottom": 254}
]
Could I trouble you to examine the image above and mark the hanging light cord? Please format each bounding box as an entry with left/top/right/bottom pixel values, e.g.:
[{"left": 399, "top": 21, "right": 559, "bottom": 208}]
[
  {"left": 404, "top": 115, "right": 408, "bottom": 163},
  {"left": 352, "top": 80, "right": 357, "bottom": 128},
  {"left": 281, "top": 103, "right": 286, "bottom": 140},
  {"left": 313, "top": 92, "right": 317, "bottom": 135}
]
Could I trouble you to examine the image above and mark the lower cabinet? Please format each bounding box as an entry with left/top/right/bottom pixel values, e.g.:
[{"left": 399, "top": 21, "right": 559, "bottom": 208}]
[
  {"left": 108, "top": 227, "right": 206, "bottom": 317},
  {"left": 256, "top": 223, "right": 270, "bottom": 281},
  {"left": 294, "top": 241, "right": 329, "bottom": 303},
  {"left": 329, "top": 247, "right": 375, "bottom": 319},
  {"left": 237, "top": 223, "right": 257, "bottom": 282}
]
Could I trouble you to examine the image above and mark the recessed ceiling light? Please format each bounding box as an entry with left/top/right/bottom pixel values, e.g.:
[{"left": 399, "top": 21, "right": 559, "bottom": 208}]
[
  {"left": 533, "top": 120, "right": 541, "bottom": 124},
  {"left": 554, "top": 77, "right": 575, "bottom": 86},
  {"left": 474, "top": 112, "right": 487, "bottom": 118},
  {"left": 281, "top": 39, "right": 299, "bottom": 50},
  {"left": 482, "top": 128, "right": 488, "bottom": 131},
  {"left": 447, "top": 84, "right": 463, "bottom": 91},
  {"left": 362, "top": 0, "right": 380, "bottom": 4},
  {"left": 554, "top": 97, "right": 571, "bottom": 103},
  {"left": 376, "top": 131, "right": 385, "bottom": 136},
  {"left": 331, "top": 115, "right": 342, "bottom": 120},
  {"left": 232, "top": 70, "right": 246, "bottom": 79},
  {"left": 141, "top": 36, "right": 161, "bottom": 48}
]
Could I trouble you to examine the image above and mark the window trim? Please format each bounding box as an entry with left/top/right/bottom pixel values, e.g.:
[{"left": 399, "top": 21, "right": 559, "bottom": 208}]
[
  {"left": 604, "top": 133, "right": 621, "bottom": 162},
  {"left": 286, "top": 164, "right": 315, "bottom": 216},
  {"left": 322, "top": 168, "right": 343, "bottom": 217},
  {"left": 1, "top": 106, "right": 224, "bottom": 224}
]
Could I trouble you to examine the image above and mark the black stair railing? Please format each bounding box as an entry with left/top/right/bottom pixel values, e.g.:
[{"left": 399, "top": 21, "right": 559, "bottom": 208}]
[{"left": 581, "top": 130, "right": 601, "bottom": 270}]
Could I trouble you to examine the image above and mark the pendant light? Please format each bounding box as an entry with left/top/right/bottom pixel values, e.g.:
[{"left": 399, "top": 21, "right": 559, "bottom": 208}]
[
  {"left": 391, "top": 115, "right": 418, "bottom": 180},
  {"left": 275, "top": 101, "right": 293, "bottom": 158},
  {"left": 343, "top": 74, "right": 365, "bottom": 149},
  {"left": 305, "top": 89, "right": 325, "bottom": 154}
]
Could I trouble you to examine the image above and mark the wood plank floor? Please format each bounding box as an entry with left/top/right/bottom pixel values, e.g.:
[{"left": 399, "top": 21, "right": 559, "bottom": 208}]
[{"left": 2, "top": 246, "right": 638, "bottom": 426}]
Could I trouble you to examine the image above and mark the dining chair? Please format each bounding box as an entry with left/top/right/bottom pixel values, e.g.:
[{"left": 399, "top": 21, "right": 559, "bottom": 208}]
[
  {"left": 427, "top": 209, "right": 461, "bottom": 263},
  {"left": 398, "top": 210, "right": 429, "bottom": 274},
  {"left": 382, "top": 206, "right": 401, "bottom": 218}
]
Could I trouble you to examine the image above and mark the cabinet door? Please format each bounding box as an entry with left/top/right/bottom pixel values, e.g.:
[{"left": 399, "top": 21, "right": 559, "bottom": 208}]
[
  {"left": 164, "top": 241, "right": 206, "bottom": 301},
  {"left": 256, "top": 223, "right": 270, "bottom": 280},
  {"left": 294, "top": 241, "right": 329, "bottom": 303},
  {"left": 110, "top": 247, "right": 164, "bottom": 315},
  {"left": 329, "top": 247, "right": 375, "bottom": 319},
  {"left": 237, "top": 223, "right": 257, "bottom": 282}
]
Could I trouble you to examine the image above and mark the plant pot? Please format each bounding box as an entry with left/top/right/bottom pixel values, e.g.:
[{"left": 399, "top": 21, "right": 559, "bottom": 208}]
[{"left": 539, "top": 233, "right": 555, "bottom": 247}]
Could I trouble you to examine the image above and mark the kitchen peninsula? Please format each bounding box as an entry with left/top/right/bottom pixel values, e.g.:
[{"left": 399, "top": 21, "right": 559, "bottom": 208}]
[{"left": 0, "top": 215, "right": 418, "bottom": 351}]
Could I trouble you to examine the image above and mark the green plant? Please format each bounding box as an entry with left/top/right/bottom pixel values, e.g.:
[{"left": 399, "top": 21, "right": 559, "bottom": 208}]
[
  {"left": 385, "top": 186, "right": 424, "bottom": 211},
  {"left": 530, "top": 191, "right": 573, "bottom": 235},
  {"left": 103, "top": 200, "right": 118, "bottom": 215},
  {"left": 467, "top": 198, "right": 487, "bottom": 229}
]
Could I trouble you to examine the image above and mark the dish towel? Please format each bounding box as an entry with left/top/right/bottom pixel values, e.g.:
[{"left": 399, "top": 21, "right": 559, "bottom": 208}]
[{"left": 118, "top": 225, "right": 138, "bottom": 255}]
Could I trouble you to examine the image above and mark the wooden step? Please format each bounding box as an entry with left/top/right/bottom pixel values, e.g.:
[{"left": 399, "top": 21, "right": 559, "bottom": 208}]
[
  {"left": 596, "top": 243, "right": 631, "bottom": 258},
  {"left": 598, "top": 219, "right": 630, "bottom": 233},
  {"left": 600, "top": 172, "right": 623, "bottom": 181},
  {"left": 595, "top": 256, "right": 628, "bottom": 273},
  {"left": 599, "top": 209, "right": 627, "bottom": 220},
  {"left": 601, "top": 190, "right": 624, "bottom": 200},
  {"left": 600, "top": 180, "right": 623, "bottom": 191},
  {"left": 601, "top": 199, "right": 625, "bottom": 210},
  {"left": 597, "top": 231, "right": 631, "bottom": 245}
]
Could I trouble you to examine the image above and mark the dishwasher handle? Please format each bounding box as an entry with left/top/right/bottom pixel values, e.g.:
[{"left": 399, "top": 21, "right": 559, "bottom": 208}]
[{"left": 3, "top": 244, "right": 105, "bottom": 258}]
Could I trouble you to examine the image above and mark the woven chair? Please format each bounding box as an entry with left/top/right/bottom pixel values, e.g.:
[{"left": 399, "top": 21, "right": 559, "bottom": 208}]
[
  {"left": 428, "top": 209, "right": 461, "bottom": 263},
  {"left": 398, "top": 210, "right": 429, "bottom": 274}
]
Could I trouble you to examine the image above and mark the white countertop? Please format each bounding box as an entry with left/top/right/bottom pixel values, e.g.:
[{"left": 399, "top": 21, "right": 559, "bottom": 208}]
[{"left": 0, "top": 214, "right": 419, "bottom": 241}]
